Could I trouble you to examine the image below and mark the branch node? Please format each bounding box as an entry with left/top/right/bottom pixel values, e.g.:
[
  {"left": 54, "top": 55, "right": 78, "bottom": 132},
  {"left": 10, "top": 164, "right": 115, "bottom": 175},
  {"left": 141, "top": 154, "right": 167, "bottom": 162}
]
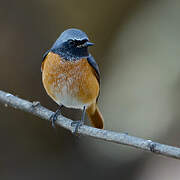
[
  {"left": 32, "top": 101, "right": 40, "bottom": 107},
  {"left": 6, "top": 93, "right": 13, "bottom": 97},
  {"left": 147, "top": 140, "right": 158, "bottom": 153},
  {"left": 123, "top": 132, "right": 129, "bottom": 135}
]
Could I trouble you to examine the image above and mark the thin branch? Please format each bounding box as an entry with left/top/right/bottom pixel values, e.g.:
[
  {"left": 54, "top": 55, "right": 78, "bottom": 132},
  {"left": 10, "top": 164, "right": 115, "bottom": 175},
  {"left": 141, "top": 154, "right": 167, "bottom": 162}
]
[{"left": 0, "top": 90, "right": 180, "bottom": 160}]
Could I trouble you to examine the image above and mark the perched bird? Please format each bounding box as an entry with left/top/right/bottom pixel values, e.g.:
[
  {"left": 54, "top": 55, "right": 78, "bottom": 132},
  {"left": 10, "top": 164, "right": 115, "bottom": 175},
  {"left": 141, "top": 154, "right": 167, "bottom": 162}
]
[{"left": 41, "top": 28, "right": 104, "bottom": 133}]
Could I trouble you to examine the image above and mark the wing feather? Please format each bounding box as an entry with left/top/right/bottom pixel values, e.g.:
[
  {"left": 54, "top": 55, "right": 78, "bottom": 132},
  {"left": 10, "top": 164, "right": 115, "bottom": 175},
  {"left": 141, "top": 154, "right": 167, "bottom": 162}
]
[{"left": 87, "top": 55, "right": 100, "bottom": 85}]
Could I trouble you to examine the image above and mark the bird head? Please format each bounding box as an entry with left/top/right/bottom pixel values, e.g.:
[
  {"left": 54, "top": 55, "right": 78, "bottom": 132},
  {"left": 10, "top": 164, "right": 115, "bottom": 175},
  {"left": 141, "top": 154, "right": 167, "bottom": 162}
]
[{"left": 51, "top": 28, "right": 94, "bottom": 60}]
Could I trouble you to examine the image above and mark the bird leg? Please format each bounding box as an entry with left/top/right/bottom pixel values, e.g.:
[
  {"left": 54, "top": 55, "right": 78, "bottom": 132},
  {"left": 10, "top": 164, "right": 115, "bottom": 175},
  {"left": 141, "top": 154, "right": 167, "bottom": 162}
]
[{"left": 71, "top": 106, "right": 86, "bottom": 134}]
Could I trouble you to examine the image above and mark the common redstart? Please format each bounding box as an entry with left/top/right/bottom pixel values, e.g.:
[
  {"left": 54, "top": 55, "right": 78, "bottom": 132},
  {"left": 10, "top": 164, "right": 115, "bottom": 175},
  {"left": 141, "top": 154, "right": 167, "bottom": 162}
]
[{"left": 41, "top": 28, "right": 104, "bottom": 133}]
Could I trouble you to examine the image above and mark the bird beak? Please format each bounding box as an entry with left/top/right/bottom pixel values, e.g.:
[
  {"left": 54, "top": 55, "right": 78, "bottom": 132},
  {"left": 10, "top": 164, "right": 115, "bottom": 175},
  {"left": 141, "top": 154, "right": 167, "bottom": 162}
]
[{"left": 85, "top": 41, "right": 94, "bottom": 47}]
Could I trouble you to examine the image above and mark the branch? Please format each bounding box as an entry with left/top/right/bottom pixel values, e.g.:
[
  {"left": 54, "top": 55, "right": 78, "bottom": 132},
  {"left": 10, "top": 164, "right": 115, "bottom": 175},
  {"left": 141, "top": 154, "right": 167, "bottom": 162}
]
[{"left": 0, "top": 90, "right": 180, "bottom": 160}]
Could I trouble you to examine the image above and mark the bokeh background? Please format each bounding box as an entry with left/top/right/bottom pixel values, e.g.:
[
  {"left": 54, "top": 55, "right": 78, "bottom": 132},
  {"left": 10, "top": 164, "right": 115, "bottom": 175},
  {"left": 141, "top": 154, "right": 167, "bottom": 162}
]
[{"left": 1, "top": 0, "right": 180, "bottom": 179}]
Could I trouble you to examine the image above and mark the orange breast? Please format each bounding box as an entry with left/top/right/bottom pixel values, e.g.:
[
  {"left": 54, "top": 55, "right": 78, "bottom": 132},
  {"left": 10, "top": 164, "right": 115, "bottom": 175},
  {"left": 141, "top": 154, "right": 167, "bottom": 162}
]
[{"left": 41, "top": 52, "right": 99, "bottom": 108}]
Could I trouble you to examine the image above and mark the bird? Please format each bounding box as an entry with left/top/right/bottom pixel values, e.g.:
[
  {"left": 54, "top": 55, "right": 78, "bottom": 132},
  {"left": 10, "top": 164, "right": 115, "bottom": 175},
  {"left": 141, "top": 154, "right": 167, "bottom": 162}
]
[{"left": 41, "top": 28, "right": 104, "bottom": 133}]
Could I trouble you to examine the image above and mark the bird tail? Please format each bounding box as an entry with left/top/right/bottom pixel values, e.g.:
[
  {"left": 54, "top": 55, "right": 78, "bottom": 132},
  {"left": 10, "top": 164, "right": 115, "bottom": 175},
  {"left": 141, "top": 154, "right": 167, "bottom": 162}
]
[{"left": 86, "top": 103, "right": 104, "bottom": 129}]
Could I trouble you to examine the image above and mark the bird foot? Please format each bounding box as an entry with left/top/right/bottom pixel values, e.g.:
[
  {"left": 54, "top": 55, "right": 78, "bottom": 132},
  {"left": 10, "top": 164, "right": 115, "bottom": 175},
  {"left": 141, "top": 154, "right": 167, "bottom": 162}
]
[
  {"left": 49, "top": 109, "right": 62, "bottom": 128},
  {"left": 71, "top": 120, "right": 83, "bottom": 134}
]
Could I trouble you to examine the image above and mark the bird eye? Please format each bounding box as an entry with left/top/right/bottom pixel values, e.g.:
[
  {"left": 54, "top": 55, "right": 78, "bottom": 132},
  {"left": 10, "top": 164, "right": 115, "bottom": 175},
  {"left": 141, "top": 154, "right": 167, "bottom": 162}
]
[
  {"left": 68, "top": 39, "right": 74, "bottom": 45},
  {"left": 68, "top": 39, "right": 88, "bottom": 48},
  {"left": 76, "top": 40, "right": 88, "bottom": 48}
]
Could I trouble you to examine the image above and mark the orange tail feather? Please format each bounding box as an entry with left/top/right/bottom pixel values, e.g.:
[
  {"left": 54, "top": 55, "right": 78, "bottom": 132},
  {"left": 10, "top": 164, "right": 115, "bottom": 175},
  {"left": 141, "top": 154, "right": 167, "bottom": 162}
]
[{"left": 86, "top": 103, "right": 104, "bottom": 129}]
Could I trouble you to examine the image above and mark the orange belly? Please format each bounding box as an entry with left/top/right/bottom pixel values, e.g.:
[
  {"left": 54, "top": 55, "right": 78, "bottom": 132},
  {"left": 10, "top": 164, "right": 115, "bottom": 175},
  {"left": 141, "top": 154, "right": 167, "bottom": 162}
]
[{"left": 42, "top": 52, "right": 99, "bottom": 109}]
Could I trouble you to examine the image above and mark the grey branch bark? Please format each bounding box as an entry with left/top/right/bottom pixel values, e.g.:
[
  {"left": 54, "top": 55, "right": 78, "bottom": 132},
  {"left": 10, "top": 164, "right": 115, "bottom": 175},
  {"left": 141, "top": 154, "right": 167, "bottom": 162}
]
[{"left": 0, "top": 90, "right": 180, "bottom": 160}]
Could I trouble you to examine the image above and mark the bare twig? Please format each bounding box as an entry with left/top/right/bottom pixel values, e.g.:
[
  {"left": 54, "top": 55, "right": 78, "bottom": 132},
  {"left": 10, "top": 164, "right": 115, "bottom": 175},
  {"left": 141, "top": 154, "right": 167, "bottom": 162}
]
[{"left": 0, "top": 89, "right": 180, "bottom": 160}]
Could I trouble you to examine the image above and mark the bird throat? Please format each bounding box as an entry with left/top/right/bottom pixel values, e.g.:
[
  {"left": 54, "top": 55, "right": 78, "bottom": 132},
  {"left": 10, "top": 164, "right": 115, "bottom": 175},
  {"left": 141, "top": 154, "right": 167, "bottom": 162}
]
[{"left": 51, "top": 46, "right": 89, "bottom": 61}]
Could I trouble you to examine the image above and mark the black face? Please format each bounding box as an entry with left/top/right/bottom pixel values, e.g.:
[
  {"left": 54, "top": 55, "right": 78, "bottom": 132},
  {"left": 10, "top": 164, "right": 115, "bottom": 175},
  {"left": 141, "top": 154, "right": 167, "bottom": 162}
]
[
  {"left": 51, "top": 39, "right": 93, "bottom": 61},
  {"left": 50, "top": 28, "right": 94, "bottom": 61},
  {"left": 67, "top": 39, "right": 88, "bottom": 48}
]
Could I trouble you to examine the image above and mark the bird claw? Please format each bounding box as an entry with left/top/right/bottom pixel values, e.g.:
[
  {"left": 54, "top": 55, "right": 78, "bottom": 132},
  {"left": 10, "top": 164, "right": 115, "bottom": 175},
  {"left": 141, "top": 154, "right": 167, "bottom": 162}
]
[
  {"left": 71, "top": 120, "right": 83, "bottom": 134},
  {"left": 50, "top": 113, "right": 58, "bottom": 128},
  {"left": 49, "top": 108, "right": 62, "bottom": 128}
]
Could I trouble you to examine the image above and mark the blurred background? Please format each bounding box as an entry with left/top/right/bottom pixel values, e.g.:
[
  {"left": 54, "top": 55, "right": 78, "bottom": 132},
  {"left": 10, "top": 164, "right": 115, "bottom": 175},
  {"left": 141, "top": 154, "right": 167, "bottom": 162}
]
[{"left": 0, "top": 0, "right": 180, "bottom": 179}]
